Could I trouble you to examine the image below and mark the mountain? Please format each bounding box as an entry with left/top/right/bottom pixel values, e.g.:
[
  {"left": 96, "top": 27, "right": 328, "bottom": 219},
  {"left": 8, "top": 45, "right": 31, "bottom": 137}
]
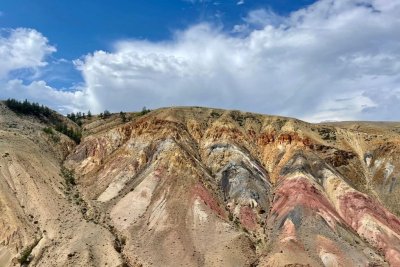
[{"left": 1, "top": 101, "right": 400, "bottom": 266}]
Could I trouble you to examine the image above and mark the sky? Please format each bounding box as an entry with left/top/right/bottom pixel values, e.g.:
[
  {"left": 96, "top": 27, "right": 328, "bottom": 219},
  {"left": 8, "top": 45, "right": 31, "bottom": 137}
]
[{"left": 0, "top": 0, "right": 399, "bottom": 122}]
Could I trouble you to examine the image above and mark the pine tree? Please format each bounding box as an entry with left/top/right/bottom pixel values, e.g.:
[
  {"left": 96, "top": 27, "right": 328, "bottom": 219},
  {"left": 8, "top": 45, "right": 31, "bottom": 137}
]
[
  {"left": 103, "top": 110, "right": 111, "bottom": 118},
  {"left": 120, "top": 111, "right": 127, "bottom": 122}
]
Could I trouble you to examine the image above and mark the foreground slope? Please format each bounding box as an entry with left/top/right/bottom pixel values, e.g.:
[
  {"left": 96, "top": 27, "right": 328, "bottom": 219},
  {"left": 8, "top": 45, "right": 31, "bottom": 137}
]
[
  {"left": 0, "top": 102, "right": 122, "bottom": 267},
  {"left": 1, "top": 104, "right": 400, "bottom": 266}
]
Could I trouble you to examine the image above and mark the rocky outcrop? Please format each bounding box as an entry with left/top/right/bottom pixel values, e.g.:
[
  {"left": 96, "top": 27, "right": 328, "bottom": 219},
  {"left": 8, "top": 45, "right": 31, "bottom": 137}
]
[{"left": 1, "top": 104, "right": 400, "bottom": 266}]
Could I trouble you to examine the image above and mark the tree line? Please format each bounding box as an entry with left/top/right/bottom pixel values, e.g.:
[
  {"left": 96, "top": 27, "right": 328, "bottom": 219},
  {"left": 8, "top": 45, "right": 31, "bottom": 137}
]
[
  {"left": 5, "top": 99, "right": 152, "bottom": 143},
  {"left": 66, "top": 111, "right": 92, "bottom": 126},
  {"left": 5, "top": 99, "right": 82, "bottom": 143}
]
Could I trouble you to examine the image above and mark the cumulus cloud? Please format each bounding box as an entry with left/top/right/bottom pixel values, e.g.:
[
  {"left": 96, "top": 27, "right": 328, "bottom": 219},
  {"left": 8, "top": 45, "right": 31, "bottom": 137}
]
[
  {"left": 0, "top": 79, "right": 86, "bottom": 112},
  {"left": 2, "top": 0, "right": 400, "bottom": 121},
  {"left": 0, "top": 28, "right": 87, "bottom": 113},
  {"left": 72, "top": 0, "right": 400, "bottom": 121},
  {"left": 0, "top": 28, "right": 56, "bottom": 78}
]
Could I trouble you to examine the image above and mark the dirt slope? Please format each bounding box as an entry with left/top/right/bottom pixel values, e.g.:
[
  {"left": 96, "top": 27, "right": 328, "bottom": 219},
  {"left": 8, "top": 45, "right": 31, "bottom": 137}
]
[{"left": 1, "top": 104, "right": 400, "bottom": 266}]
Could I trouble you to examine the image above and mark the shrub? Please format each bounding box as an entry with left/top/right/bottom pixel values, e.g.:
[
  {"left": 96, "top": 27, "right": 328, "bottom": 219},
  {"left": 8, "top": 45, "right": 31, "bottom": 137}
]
[
  {"left": 103, "top": 110, "right": 111, "bottom": 118},
  {"left": 120, "top": 111, "right": 127, "bottom": 122},
  {"left": 67, "top": 112, "right": 86, "bottom": 126},
  {"left": 210, "top": 111, "right": 220, "bottom": 118},
  {"left": 43, "top": 127, "right": 53, "bottom": 135},
  {"left": 43, "top": 127, "right": 61, "bottom": 143},
  {"left": 54, "top": 123, "right": 81, "bottom": 143},
  {"left": 140, "top": 106, "right": 151, "bottom": 116},
  {"left": 61, "top": 166, "right": 75, "bottom": 186},
  {"left": 18, "top": 239, "right": 40, "bottom": 264}
]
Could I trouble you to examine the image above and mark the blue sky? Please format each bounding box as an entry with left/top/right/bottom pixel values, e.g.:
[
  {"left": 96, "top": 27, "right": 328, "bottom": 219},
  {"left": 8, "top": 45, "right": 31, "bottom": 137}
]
[
  {"left": 1, "top": 0, "right": 400, "bottom": 121},
  {"left": 1, "top": 0, "right": 316, "bottom": 57},
  {"left": 0, "top": 0, "right": 316, "bottom": 89}
]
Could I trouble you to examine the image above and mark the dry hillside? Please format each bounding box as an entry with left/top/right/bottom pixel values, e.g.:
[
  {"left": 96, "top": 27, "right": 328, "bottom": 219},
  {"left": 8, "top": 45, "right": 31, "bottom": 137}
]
[{"left": 1, "top": 102, "right": 400, "bottom": 266}]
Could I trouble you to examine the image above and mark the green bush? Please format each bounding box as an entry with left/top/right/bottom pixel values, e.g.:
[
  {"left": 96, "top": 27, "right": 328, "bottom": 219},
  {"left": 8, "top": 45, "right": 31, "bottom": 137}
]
[
  {"left": 18, "top": 239, "right": 40, "bottom": 264},
  {"left": 55, "top": 123, "right": 81, "bottom": 143},
  {"left": 140, "top": 106, "right": 151, "bottom": 116},
  {"left": 43, "top": 127, "right": 61, "bottom": 143},
  {"left": 43, "top": 127, "right": 54, "bottom": 135},
  {"left": 120, "top": 111, "right": 127, "bottom": 122},
  {"left": 61, "top": 166, "right": 75, "bottom": 186},
  {"left": 210, "top": 111, "right": 220, "bottom": 118},
  {"left": 99, "top": 110, "right": 111, "bottom": 119}
]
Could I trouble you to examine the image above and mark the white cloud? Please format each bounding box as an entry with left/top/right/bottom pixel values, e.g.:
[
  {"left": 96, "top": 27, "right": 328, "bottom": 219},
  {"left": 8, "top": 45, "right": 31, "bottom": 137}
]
[
  {"left": 0, "top": 79, "right": 86, "bottom": 113},
  {"left": 237, "top": 0, "right": 245, "bottom": 5},
  {"left": 0, "top": 28, "right": 56, "bottom": 78},
  {"left": 2, "top": 1, "right": 400, "bottom": 121},
  {"left": 0, "top": 28, "right": 83, "bottom": 113},
  {"left": 71, "top": 0, "right": 400, "bottom": 121}
]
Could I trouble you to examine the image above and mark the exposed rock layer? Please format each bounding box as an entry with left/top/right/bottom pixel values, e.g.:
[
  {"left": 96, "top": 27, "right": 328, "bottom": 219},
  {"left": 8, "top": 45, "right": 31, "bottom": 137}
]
[{"left": 1, "top": 104, "right": 400, "bottom": 266}]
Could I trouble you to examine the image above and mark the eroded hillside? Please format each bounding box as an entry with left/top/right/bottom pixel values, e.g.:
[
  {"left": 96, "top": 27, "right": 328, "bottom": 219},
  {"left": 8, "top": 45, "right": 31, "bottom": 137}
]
[{"left": 1, "top": 103, "right": 400, "bottom": 266}]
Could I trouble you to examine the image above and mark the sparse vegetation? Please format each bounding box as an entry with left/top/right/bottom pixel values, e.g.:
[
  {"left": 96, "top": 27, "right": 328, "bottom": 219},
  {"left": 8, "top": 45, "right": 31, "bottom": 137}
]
[
  {"left": 54, "top": 123, "right": 81, "bottom": 143},
  {"left": 42, "top": 127, "right": 53, "bottom": 135},
  {"left": 140, "top": 106, "right": 151, "bottom": 116},
  {"left": 274, "top": 118, "right": 286, "bottom": 130},
  {"left": 60, "top": 166, "right": 90, "bottom": 216},
  {"left": 5, "top": 99, "right": 82, "bottom": 143},
  {"left": 120, "top": 111, "right": 127, "bottom": 122},
  {"left": 318, "top": 127, "right": 337, "bottom": 141},
  {"left": 43, "top": 127, "right": 61, "bottom": 143},
  {"left": 99, "top": 110, "right": 112, "bottom": 119},
  {"left": 66, "top": 112, "right": 87, "bottom": 126},
  {"left": 114, "top": 235, "right": 126, "bottom": 253},
  {"left": 231, "top": 111, "right": 246, "bottom": 126},
  {"left": 103, "top": 110, "right": 111, "bottom": 118},
  {"left": 210, "top": 111, "right": 220, "bottom": 118},
  {"left": 61, "top": 166, "right": 76, "bottom": 186},
  {"left": 18, "top": 239, "right": 40, "bottom": 265}
]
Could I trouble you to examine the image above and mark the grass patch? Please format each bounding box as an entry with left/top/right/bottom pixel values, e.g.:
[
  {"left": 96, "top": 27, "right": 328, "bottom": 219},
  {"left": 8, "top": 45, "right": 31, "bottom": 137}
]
[{"left": 43, "top": 127, "right": 61, "bottom": 143}]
